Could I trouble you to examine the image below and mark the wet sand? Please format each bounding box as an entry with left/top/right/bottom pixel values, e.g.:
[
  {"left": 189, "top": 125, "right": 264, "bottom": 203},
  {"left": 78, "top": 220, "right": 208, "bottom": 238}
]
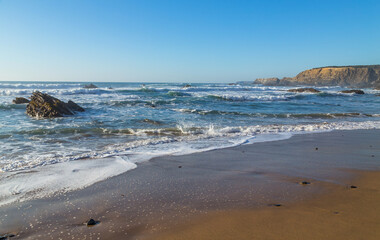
[
  {"left": 152, "top": 170, "right": 380, "bottom": 240},
  {"left": 0, "top": 129, "right": 379, "bottom": 239}
]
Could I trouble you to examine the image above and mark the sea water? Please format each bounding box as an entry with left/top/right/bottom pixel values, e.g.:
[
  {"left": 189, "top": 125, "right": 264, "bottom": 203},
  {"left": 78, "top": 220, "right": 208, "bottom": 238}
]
[{"left": 0, "top": 81, "right": 379, "bottom": 206}]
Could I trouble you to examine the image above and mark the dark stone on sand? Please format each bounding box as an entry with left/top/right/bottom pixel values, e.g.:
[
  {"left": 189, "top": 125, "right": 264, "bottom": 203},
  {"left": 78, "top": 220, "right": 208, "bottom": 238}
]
[
  {"left": 371, "top": 155, "right": 375, "bottom": 157},
  {"left": 300, "top": 181, "right": 311, "bottom": 185},
  {"left": 83, "top": 83, "right": 98, "bottom": 89},
  {"left": 87, "top": 219, "right": 98, "bottom": 226},
  {"left": 350, "top": 185, "right": 358, "bottom": 189},
  {"left": 339, "top": 89, "right": 365, "bottom": 94},
  {"left": 315, "top": 147, "right": 318, "bottom": 150},
  {"left": 12, "top": 97, "right": 30, "bottom": 104},
  {"left": 287, "top": 88, "right": 320, "bottom": 93},
  {"left": 178, "top": 166, "right": 182, "bottom": 168},
  {"left": 268, "top": 204, "right": 282, "bottom": 207},
  {"left": 26, "top": 91, "right": 85, "bottom": 118},
  {"left": 0, "top": 234, "right": 15, "bottom": 239}
]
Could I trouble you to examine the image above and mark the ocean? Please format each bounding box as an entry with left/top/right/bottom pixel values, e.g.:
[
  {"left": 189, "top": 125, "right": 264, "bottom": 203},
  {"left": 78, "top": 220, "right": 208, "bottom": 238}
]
[{"left": 1, "top": 81, "right": 379, "bottom": 206}]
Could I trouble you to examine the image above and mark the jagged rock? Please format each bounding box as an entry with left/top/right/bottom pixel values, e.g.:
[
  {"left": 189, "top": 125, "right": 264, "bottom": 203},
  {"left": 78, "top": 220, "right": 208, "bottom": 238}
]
[
  {"left": 26, "top": 91, "right": 85, "bottom": 118},
  {"left": 67, "top": 100, "right": 85, "bottom": 112},
  {"left": 12, "top": 97, "right": 30, "bottom": 104},
  {"left": 288, "top": 88, "right": 320, "bottom": 93},
  {"left": 83, "top": 84, "right": 98, "bottom": 89},
  {"left": 182, "top": 84, "right": 191, "bottom": 88},
  {"left": 339, "top": 90, "right": 365, "bottom": 94}
]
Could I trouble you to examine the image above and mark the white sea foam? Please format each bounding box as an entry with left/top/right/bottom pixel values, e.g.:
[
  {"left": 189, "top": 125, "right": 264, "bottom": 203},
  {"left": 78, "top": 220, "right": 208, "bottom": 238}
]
[
  {"left": 0, "top": 156, "right": 136, "bottom": 206},
  {"left": 0, "top": 120, "right": 379, "bottom": 206}
]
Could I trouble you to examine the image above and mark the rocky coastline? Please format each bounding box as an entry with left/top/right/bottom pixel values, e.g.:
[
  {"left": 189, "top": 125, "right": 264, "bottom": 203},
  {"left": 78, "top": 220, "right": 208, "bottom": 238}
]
[{"left": 253, "top": 65, "right": 380, "bottom": 88}]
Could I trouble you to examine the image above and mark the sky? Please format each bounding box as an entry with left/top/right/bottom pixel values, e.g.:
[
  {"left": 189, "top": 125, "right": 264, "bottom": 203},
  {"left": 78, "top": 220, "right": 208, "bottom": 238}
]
[{"left": 0, "top": 0, "right": 379, "bottom": 83}]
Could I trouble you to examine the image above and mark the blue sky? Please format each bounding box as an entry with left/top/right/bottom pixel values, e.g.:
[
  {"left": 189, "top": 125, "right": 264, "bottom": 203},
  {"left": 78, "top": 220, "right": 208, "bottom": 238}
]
[{"left": 0, "top": 0, "right": 379, "bottom": 82}]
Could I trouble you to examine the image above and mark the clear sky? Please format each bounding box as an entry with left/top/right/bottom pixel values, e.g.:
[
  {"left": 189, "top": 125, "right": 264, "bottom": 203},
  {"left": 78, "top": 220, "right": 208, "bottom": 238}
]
[{"left": 0, "top": 0, "right": 379, "bottom": 82}]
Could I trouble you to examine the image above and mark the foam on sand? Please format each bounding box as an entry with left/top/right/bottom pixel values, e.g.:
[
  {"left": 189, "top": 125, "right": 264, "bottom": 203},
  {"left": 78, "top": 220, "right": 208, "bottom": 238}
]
[{"left": 0, "top": 156, "right": 136, "bottom": 207}]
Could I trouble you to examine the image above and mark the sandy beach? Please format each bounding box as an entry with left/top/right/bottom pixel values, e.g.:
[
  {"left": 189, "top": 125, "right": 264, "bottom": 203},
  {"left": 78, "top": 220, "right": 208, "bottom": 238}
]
[
  {"left": 2, "top": 1, "right": 379, "bottom": 239},
  {"left": 1, "top": 129, "right": 379, "bottom": 239}
]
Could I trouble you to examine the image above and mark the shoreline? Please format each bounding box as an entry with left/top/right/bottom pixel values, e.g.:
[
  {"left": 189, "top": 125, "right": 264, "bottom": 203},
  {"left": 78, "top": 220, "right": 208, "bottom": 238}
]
[{"left": 0, "top": 129, "right": 379, "bottom": 239}]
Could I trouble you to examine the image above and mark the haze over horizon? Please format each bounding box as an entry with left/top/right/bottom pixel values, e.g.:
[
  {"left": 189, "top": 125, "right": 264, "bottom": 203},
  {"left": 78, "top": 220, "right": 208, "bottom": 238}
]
[{"left": 0, "top": 0, "right": 379, "bottom": 83}]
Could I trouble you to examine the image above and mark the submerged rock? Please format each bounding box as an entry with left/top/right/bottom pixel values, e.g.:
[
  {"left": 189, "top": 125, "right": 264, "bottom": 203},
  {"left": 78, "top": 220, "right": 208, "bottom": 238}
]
[
  {"left": 83, "top": 83, "right": 98, "bottom": 89},
  {"left": 26, "top": 91, "right": 85, "bottom": 118},
  {"left": 142, "top": 118, "right": 162, "bottom": 125},
  {"left": 12, "top": 97, "right": 30, "bottom": 104},
  {"left": 287, "top": 88, "right": 320, "bottom": 93},
  {"left": 339, "top": 89, "right": 365, "bottom": 94},
  {"left": 182, "top": 84, "right": 191, "bottom": 88}
]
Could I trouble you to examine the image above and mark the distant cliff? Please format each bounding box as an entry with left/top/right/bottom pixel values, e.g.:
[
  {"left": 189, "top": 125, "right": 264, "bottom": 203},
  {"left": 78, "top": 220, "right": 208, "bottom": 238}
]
[{"left": 254, "top": 65, "right": 380, "bottom": 88}]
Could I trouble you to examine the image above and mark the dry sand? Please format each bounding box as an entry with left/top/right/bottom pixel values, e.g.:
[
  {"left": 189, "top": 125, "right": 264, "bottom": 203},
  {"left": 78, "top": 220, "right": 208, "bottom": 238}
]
[{"left": 0, "top": 130, "right": 379, "bottom": 239}]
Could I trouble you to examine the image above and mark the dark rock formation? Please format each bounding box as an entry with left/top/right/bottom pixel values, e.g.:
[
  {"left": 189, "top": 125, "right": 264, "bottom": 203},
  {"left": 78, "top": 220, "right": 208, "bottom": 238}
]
[
  {"left": 339, "top": 90, "right": 365, "bottom": 94},
  {"left": 142, "top": 118, "right": 162, "bottom": 125},
  {"left": 26, "top": 91, "right": 85, "bottom": 118},
  {"left": 83, "top": 84, "right": 98, "bottom": 89},
  {"left": 254, "top": 78, "right": 280, "bottom": 86},
  {"left": 182, "top": 84, "right": 191, "bottom": 88},
  {"left": 67, "top": 100, "right": 85, "bottom": 112},
  {"left": 12, "top": 97, "right": 30, "bottom": 104},
  {"left": 254, "top": 77, "right": 293, "bottom": 86},
  {"left": 287, "top": 88, "right": 320, "bottom": 93},
  {"left": 87, "top": 219, "right": 98, "bottom": 226},
  {"left": 255, "top": 65, "right": 380, "bottom": 88}
]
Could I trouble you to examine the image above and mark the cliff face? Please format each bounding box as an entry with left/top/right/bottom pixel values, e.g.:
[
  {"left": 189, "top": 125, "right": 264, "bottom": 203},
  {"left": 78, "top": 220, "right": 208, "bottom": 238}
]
[{"left": 254, "top": 65, "right": 380, "bottom": 88}]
